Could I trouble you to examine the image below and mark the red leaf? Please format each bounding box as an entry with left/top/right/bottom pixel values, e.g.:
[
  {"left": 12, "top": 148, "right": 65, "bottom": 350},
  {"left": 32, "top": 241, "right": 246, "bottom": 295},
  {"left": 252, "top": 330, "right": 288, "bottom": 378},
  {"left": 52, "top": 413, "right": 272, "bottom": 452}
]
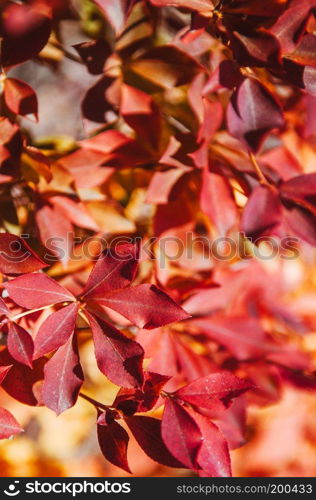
[
  {"left": 146, "top": 168, "right": 187, "bottom": 204},
  {"left": 7, "top": 322, "right": 34, "bottom": 368},
  {"left": 227, "top": 78, "right": 284, "bottom": 152},
  {"left": 0, "top": 408, "right": 23, "bottom": 440},
  {"left": 125, "top": 415, "right": 185, "bottom": 468},
  {"left": 81, "top": 76, "right": 118, "bottom": 123},
  {"left": 230, "top": 30, "right": 280, "bottom": 67},
  {"left": 42, "top": 334, "right": 83, "bottom": 415},
  {"left": 82, "top": 243, "right": 140, "bottom": 299},
  {"left": 93, "top": 0, "right": 136, "bottom": 34},
  {"left": 0, "top": 233, "right": 47, "bottom": 275},
  {"left": 191, "top": 315, "right": 276, "bottom": 360},
  {"left": 120, "top": 84, "right": 161, "bottom": 150},
  {"left": 94, "top": 283, "right": 190, "bottom": 329},
  {"left": 49, "top": 196, "right": 99, "bottom": 232},
  {"left": 87, "top": 312, "right": 144, "bottom": 388},
  {"left": 4, "top": 78, "right": 38, "bottom": 120},
  {"left": 114, "top": 372, "right": 171, "bottom": 415},
  {"left": 283, "top": 205, "right": 316, "bottom": 246},
  {"left": 97, "top": 414, "right": 131, "bottom": 473},
  {"left": 241, "top": 185, "right": 283, "bottom": 241},
  {"left": 280, "top": 173, "right": 316, "bottom": 207},
  {"left": 201, "top": 169, "right": 237, "bottom": 236},
  {"left": 191, "top": 411, "right": 232, "bottom": 477},
  {"left": 34, "top": 303, "right": 79, "bottom": 359},
  {"left": 270, "top": 1, "right": 313, "bottom": 53},
  {"left": 35, "top": 202, "right": 74, "bottom": 263},
  {"left": 175, "top": 372, "right": 252, "bottom": 411},
  {"left": 161, "top": 398, "right": 202, "bottom": 469},
  {"left": 0, "top": 2, "right": 51, "bottom": 68},
  {"left": 287, "top": 34, "right": 316, "bottom": 67},
  {"left": 5, "top": 273, "right": 75, "bottom": 309}
]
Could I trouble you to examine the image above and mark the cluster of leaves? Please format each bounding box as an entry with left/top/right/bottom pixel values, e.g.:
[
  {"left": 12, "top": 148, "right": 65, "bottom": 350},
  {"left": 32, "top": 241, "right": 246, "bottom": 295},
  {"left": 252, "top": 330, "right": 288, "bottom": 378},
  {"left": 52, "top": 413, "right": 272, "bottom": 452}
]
[{"left": 1, "top": 0, "right": 316, "bottom": 477}]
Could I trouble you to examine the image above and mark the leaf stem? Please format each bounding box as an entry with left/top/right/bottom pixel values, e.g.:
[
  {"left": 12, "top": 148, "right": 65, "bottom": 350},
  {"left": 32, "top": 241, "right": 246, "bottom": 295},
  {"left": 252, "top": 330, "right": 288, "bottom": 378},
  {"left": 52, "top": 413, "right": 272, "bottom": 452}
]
[
  {"left": 248, "top": 151, "right": 270, "bottom": 185},
  {"left": 79, "top": 392, "right": 110, "bottom": 411},
  {"left": 9, "top": 304, "right": 55, "bottom": 322}
]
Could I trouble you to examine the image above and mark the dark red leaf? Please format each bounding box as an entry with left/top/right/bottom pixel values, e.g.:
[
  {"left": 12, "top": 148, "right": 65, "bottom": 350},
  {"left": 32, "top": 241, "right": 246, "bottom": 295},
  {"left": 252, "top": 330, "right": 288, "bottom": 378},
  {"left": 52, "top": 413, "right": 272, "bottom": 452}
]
[
  {"left": 34, "top": 303, "right": 79, "bottom": 359},
  {"left": 97, "top": 414, "right": 131, "bottom": 473},
  {"left": 0, "top": 233, "right": 47, "bottom": 275},
  {"left": 280, "top": 173, "right": 316, "bottom": 207},
  {"left": 95, "top": 283, "right": 191, "bottom": 329},
  {"left": 0, "top": 408, "right": 23, "bottom": 440},
  {"left": 0, "top": 365, "right": 12, "bottom": 385},
  {"left": 5, "top": 273, "right": 75, "bottom": 309},
  {"left": 161, "top": 398, "right": 202, "bottom": 469},
  {"left": 82, "top": 243, "right": 140, "bottom": 298},
  {"left": 0, "top": 350, "right": 45, "bottom": 406},
  {"left": 7, "top": 322, "right": 34, "bottom": 368},
  {"left": 73, "top": 39, "right": 112, "bottom": 75},
  {"left": 241, "top": 185, "right": 283, "bottom": 241},
  {"left": 0, "top": 2, "right": 51, "bottom": 68},
  {"left": 120, "top": 84, "right": 161, "bottom": 150},
  {"left": 125, "top": 415, "right": 185, "bottom": 468},
  {"left": 230, "top": 30, "right": 280, "bottom": 67},
  {"left": 87, "top": 312, "right": 144, "bottom": 388},
  {"left": 227, "top": 78, "right": 284, "bottom": 152},
  {"left": 81, "top": 76, "right": 118, "bottom": 123},
  {"left": 42, "top": 334, "right": 84, "bottom": 415}
]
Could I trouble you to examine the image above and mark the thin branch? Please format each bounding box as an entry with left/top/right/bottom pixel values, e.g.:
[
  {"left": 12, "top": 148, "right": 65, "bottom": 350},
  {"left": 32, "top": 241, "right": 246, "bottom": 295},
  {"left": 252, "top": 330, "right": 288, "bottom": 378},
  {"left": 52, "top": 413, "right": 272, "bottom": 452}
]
[
  {"left": 248, "top": 151, "right": 270, "bottom": 185},
  {"left": 49, "top": 40, "right": 85, "bottom": 65},
  {"left": 79, "top": 392, "right": 110, "bottom": 412}
]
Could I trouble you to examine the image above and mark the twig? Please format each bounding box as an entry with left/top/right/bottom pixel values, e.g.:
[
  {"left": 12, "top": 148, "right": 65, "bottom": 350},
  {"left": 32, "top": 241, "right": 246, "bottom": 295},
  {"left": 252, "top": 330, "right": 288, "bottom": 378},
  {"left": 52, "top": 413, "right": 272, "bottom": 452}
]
[
  {"left": 248, "top": 151, "right": 270, "bottom": 185},
  {"left": 79, "top": 392, "right": 110, "bottom": 412}
]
